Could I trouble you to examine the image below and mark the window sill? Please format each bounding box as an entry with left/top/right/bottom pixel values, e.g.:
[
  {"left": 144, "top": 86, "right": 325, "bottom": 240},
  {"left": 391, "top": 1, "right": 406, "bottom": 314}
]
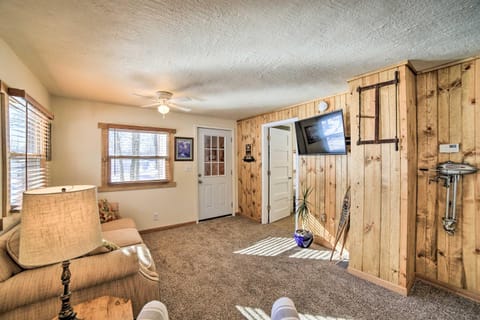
[{"left": 98, "top": 181, "right": 177, "bottom": 192}]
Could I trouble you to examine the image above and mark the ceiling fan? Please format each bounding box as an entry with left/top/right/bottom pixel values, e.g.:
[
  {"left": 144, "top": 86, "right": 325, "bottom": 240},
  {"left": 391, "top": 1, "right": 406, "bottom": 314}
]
[{"left": 135, "top": 91, "right": 192, "bottom": 118}]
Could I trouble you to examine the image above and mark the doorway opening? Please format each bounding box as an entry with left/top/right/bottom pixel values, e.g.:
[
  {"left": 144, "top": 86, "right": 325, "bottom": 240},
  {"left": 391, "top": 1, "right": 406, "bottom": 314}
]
[{"left": 261, "top": 118, "right": 299, "bottom": 224}]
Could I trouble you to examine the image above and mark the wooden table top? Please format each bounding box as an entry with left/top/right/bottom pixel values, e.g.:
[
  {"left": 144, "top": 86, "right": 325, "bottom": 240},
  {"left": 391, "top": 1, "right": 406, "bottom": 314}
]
[{"left": 52, "top": 296, "right": 133, "bottom": 320}]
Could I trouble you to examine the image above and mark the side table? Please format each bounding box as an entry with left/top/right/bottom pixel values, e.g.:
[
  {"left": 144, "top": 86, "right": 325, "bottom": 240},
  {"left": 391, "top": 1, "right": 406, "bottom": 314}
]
[{"left": 52, "top": 296, "right": 133, "bottom": 320}]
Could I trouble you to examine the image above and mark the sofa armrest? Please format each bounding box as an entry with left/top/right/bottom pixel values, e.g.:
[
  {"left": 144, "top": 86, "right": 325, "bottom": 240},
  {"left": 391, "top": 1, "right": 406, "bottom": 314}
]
[
  {"left": 101, "top": 218, "right": 137, "bottom": 231},
  {"left": 0, "top": 249, "right": 139, "bottom": 313},
  {"left": 121, "top": 244, "right": 159, "bottom": 282}
]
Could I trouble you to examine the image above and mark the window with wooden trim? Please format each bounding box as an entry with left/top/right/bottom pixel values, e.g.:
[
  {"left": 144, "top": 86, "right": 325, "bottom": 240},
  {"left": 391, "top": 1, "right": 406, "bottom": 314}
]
[
  {"left": 99, "top": 123, "right": 176, "bottom": 191},
  {"left": 4, "top": 88, "right": 53, "bottom": 211}
]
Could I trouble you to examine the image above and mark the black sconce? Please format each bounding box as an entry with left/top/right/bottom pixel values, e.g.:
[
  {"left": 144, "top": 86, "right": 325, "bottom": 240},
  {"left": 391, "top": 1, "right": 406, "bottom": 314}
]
[{"left": 243, "top": 144, "right": 255, "bottom": 162}]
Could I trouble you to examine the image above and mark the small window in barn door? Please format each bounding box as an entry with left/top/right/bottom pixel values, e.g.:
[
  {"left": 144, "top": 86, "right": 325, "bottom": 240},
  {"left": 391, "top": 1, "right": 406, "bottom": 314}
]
[{"left": 204, "top": 135, "right": 225, "bottom": 177}]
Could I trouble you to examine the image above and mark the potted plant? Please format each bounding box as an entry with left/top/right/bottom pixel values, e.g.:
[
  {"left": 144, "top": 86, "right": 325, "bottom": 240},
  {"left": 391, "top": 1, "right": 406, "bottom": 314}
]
[{"left": 294, "top": 186, "right": 314, "bottom": 248}]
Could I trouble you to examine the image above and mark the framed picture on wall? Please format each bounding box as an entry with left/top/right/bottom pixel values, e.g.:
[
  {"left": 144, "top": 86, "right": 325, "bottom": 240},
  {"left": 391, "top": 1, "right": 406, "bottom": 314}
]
[{"left": 175, "top": 137, "right": 194, "bottom": 161}]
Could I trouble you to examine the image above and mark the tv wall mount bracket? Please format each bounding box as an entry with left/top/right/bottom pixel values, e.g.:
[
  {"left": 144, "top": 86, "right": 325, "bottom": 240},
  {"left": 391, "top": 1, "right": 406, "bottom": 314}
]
[{"left": 356, "top": 71, "right": 399, "bottom": 151}]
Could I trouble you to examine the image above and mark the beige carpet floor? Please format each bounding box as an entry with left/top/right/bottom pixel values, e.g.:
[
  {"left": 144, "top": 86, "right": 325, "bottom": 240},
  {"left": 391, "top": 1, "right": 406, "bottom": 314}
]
[{"left": 142, "top": 215, "right": 480, "bottom": 320}]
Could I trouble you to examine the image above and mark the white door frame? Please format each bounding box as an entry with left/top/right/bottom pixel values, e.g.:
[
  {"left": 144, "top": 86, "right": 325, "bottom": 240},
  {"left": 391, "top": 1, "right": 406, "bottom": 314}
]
[
  {"left": 261, "top": 117, "right": 299, "bottom": 224},
  {"left": 195, "top": 125, "right": 235, "bottom": 223}
]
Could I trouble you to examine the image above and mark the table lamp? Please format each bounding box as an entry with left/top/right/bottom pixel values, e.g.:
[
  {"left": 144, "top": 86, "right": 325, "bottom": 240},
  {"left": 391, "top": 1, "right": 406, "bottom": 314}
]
[{"left": 19, "top": 185, "right": 103, "bottom": 320}]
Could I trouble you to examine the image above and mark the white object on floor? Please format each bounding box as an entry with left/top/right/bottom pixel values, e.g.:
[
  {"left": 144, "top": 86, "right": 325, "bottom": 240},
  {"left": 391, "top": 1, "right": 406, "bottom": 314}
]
[
  {"left": 271, "top": 297, "right": 300, "bottom": 320},
  {"left": 137, "top": 300, "right": 169, "bottom": 320}
]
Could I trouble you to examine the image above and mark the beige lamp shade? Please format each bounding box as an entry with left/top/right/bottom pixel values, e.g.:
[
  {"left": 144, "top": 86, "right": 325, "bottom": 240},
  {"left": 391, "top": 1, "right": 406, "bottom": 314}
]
[{"left": 19, "top": 185, "right": 103, "bottom": 266}]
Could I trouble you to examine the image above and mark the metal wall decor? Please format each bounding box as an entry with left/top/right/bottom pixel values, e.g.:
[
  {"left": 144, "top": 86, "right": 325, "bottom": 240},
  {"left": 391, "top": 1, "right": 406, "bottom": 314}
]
[
  {"left": 243, "top": 144, "right": 255, "bottom": 162},
  {"left": 356, "top": 71, "right": 399, "bottom": 151},
  {"left": 427, "top": 161, "right": 478, "bottom": 235}
]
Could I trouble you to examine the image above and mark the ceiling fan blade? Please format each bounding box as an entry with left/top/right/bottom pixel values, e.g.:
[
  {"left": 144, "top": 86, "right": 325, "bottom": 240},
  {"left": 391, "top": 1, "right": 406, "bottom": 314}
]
[
  {"left": 169, "top": 103, "right": 192, "bottom": 112},
  {"left": 170, "top": 96, "right": 192, "bottom": 103},
  {"left": 133, "top": 92, "right": 157, "bottom": 100},
  {"left": 140, "top": 102, "right": 162, "bottom": 108}
]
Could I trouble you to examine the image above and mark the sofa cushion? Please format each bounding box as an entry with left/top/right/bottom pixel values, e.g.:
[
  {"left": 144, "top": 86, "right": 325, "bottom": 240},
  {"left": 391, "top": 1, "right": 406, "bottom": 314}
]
[
  {"left": 98, "top": 199, "right": 120, "bottom": 223},
  {"left": 102, "top": 228, "right": 143, "bottom": 247},
  {"left": 5, "top": 229, "right": 38, "bottom": 270},
  {"left": 101, "top": 217, "right": 137, "bottom": 232},
  {"left": 0, "top": 226, "right": 23, "bottom": 282}
]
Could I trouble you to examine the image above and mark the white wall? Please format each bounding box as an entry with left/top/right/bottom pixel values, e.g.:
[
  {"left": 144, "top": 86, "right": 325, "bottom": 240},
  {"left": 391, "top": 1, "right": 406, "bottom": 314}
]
[
  {"left": 50, "top": 97, "right": 237, "bottom": 230},
  {"left": 0, "top": 37, "right": 50, "bottom": 222},
  {"left": 0, "top": 38, "right": 50, "bottom": 108}
]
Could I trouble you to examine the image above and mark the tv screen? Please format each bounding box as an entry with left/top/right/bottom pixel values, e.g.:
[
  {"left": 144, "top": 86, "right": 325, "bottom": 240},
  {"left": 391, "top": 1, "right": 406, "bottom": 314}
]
[{"left": 294, "top": 110, "right": 347, "bottom": 155}]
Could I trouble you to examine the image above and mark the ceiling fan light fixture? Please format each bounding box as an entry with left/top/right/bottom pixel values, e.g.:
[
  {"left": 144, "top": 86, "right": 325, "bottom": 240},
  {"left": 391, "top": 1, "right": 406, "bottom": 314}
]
[{"left": 157, "top": 104, "right": 170, "bottom": 118}]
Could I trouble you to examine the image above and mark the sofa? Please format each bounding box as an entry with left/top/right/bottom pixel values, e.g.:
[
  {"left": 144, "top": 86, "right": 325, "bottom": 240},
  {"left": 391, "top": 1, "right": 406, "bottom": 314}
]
[{"left": 0, "top": 212, "right": 160, "bottom": 320}]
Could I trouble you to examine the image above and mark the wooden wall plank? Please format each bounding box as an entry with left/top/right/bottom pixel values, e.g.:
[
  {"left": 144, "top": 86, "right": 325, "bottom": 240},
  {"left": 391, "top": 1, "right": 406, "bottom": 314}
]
[
  {"left": 405, "top": 66, "right": 418, "bottom": 291},
  {"left": 389, "top": 68, "right": 402, "bottom": 285},
  {"left": 416, "top": 72, "right": 428, "bottom": 276},
  {"left": 379, "top": 69, "right": 394, "bottom": 282},
  {"left": 349, "top": 78, "right": 365, "bottom": 272},
  {"left": 476, "top": 58, "right": 480, "bottom": 294},
  {"left": 436, "top": 66, "right": 450, "bottom": 284},
  {"left": 447, "top": 64, "right": 464, "bottom": 288},
  {"left": 398, "top": 66, "right": 410, "bottom": 288},
  {"left": 461, "top": 60, "right": 476, "bottom": 292},
  {"left": 424, "top": 70, "right": 439, "bottom": 280},
  {"left": 362, "top": 73, "right": 382, "bottom": 278}
]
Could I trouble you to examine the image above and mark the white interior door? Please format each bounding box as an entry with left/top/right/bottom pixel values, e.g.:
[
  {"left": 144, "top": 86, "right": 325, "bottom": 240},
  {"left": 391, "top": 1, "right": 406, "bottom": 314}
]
[
  {"left": 198, "top": 128, "right": 232, "bottom": 220},
  {"left": 268, "top": 126, "right": 292, "bottom": 223}
]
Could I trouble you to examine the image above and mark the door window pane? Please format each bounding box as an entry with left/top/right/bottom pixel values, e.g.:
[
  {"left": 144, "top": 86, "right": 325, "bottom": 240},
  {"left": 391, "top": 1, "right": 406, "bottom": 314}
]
[
  {"left": 204, "top": 135, "right": 211, "bottom": 148},
  {"left": 219, "top": 163, "right": 225, "bottom": 175},
  {"left": 203, "top": 134, "right": 225, "bottom": 177}
]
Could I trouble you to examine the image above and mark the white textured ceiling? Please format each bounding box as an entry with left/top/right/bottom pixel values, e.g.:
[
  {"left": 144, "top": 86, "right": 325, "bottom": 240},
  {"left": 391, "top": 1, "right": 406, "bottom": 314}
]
[{"left": 0, "top": 0, "right": 479, "bottom": 119}]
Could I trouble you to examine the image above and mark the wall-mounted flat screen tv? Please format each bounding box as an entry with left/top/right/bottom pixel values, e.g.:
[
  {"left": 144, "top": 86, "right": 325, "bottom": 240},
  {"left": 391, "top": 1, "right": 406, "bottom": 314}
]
[{"left": 294, "top": 110, "right": 347, "bottom": 155}]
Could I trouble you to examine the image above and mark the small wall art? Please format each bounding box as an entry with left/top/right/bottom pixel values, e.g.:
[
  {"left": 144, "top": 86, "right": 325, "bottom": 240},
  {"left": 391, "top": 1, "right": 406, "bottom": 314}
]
[{"left": 175, "top": 137, "right": 194, "bottom": 161}]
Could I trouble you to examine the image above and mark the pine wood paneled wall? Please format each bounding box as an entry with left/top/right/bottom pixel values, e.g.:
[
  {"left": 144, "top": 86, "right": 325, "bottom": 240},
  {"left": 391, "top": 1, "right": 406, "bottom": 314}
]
[
  {"left": 416, "top": 57, "right": 480, "bottom": 300},
  {"left": 347, "top": 64, "right": 417, "bottom": 295},
  {"left": 237, "top": 57, "right": 480, "bottom": 301},
  {"left": 237, "top": 94, "right": 350, "bottom": 249}
]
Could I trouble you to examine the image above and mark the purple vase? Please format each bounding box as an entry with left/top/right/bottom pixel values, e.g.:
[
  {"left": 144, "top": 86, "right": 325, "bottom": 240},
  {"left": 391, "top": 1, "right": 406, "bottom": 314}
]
[{"left": 294, "top": 229, "right": 313, "bottom": 248}]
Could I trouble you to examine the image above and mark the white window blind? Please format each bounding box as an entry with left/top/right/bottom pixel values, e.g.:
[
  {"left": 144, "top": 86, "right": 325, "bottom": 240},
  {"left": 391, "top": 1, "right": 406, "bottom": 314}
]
[
  {"left": 8, "top": 95, "right": 51, "bottom": 210},
  {"left": 108, "top": 128, "right": 170, "bottom": 183}
]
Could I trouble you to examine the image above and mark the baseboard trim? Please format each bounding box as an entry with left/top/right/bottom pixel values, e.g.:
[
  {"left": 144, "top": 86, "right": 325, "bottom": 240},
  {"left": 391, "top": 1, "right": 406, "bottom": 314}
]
[
  {"left": 415, "top": 274, "right": 480, "bottom": 303},
  {"left": 199, "top": 214, "right": 232, "bottom": 222},
  {"left": 139, "top": 221, "right": 196, "bottom": 234},
  {"left": 348, "top": 267, "right": 409, "bottom": 296}
]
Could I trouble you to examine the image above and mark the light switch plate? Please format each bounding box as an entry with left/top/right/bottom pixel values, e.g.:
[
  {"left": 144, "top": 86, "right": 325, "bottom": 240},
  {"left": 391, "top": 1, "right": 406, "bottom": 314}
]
[{"left": 439, "top": 144, "right": 459, "bottom": 153}]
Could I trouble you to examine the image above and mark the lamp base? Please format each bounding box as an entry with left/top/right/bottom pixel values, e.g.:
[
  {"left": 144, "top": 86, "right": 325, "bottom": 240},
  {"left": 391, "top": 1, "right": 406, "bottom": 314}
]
[{"left": 58, "top": 260, "right": 78, "bottom": 320}]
